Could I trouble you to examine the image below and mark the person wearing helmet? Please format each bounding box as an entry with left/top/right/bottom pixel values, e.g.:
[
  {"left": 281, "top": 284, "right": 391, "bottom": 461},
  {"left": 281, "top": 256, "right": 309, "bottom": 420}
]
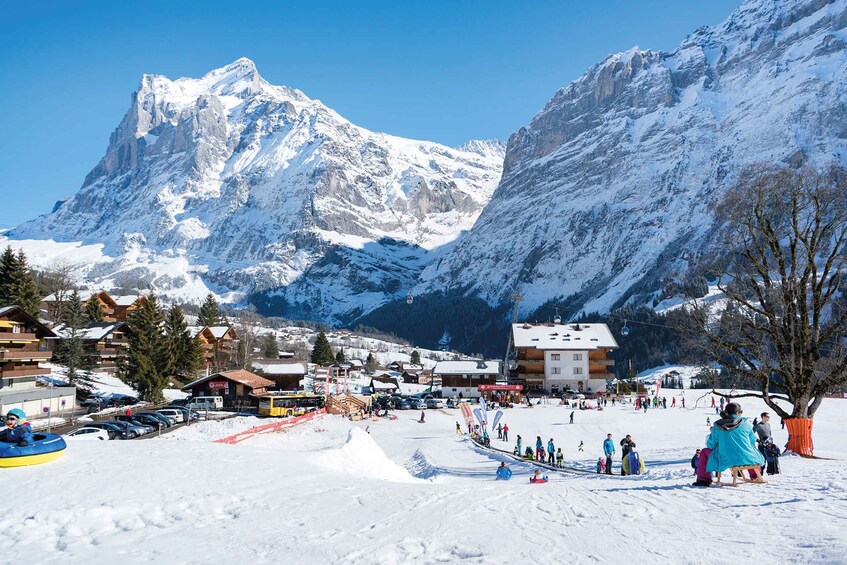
[{"left": 0, "top": 409, "right": 33, "bottom": 446}]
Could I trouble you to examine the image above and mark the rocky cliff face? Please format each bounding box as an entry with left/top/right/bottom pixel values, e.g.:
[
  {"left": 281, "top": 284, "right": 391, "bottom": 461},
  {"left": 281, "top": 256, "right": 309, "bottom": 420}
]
[
  {"left": 417, "top": 0, "right": 847, "bottom": 320},
  {"left": 11, "top": 59, "right": 504, "bottom": 317}
]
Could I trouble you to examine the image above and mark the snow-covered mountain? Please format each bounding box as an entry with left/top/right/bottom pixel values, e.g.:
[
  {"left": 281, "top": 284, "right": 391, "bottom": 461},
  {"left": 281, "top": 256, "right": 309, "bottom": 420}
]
[
  {"left": 416, "top": 0, "right": 847, "bottom": 320},
  {"left": 9, "top": 58, "right": 504, "bottom": 315}
]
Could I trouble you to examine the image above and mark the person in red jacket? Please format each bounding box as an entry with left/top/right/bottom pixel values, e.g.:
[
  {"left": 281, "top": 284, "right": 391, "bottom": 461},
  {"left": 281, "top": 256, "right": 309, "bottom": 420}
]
[{"left": 502, "top": 424, "right": 509, "bottom": 442}]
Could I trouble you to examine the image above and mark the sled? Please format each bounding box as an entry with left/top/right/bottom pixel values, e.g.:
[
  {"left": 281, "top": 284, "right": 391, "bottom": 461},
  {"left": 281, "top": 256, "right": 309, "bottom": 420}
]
[
  {"left": 529, "top": 477, "right": 548, "bottom": 484},
  {"left": 726, "top": 466, "right": 767, "bottom": 486}
]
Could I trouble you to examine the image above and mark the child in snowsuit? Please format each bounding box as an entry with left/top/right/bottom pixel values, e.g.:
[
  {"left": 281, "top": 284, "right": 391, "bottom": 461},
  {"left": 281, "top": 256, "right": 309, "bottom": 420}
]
[
  {"left": 456, "top": 421, "right": 461, "bottom": 434},
  {"left": 691, "top": 449, "right": 701, "bottom": 475},
  {"left": 578, "top": 440, "right": 584, "bottom": 452},
  {"left": 556, "top": 448, "right": 564, "bottom": 468},
  {"left": 0, "top": 409, "right": 32, "bottom": 446},
  {"left": 596, "top": 457, "right": 606, "bottom": 474}
]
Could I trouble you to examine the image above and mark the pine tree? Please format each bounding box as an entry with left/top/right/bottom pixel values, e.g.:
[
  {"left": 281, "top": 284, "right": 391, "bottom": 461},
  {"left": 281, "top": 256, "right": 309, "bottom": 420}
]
[
  {"left": 164, "top": 304, "right": 203, "bottom": 378},
  {"left": 261, "top": 333, "right": 279, "bottom": 359},
  {"left": 121, "top": 293, "right": 170, "bottom": 402},
  {"left": 198, "top": 293, "right": 222, "bottom": 327},
  {"left": 86, "top": 298, "right": 105, "bottom": 322},
  {"left": 410, "top": 350, "right": 421, "bottom": 365},
  {"left": 310, "top": 332, "right": 335, "bottom": 365},
  {"left": 335, "top": 348, "right": 346, "bottom": 363},
  {"left": 0, "top": 247, "right": 41, "bottom": 316},
  {"left": 53, "top": 290, "right": 95, "bottom": 394},
  {"left": 365, "top": 352, "right": 378, "bottom": 374}
]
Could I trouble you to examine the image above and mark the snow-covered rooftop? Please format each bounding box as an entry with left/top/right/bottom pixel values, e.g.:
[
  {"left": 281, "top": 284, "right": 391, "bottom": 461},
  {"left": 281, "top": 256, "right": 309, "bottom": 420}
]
[
  {"left": 208, "top": 326, "right": 233, "bottom": 339},
  {"left": 433, "top": 360, "right": 501, "bottom": 375},
  {"left": 511, "top": 322, "right": 618, "bottom": 350},
  {"left": 252, "top": 362, "right": 307, "bottom": 375},
  {"left": 52, "top": 322, "right": 127, "bottom": 341},
  {"left": 114, "top": 295, "right": 141, "bottom": 307}
]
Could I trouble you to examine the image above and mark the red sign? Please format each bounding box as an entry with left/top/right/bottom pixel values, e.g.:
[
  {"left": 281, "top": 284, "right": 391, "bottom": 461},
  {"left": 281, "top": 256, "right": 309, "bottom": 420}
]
[
  {"left": 477, "top": 384, "right": 523, "bottom": 391},
  {"left": 208, "top": 380, "right": 229, "bottom": 390}
]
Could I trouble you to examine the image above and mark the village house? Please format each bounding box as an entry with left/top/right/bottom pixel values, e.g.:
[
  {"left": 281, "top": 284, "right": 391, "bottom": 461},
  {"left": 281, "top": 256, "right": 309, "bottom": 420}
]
[
  {"left": 433, "top": 360, "right": 501, "bottom": 399},
  {"left": 0, "top": 306, "right": 75, "bottom": 417},
  {"left": 41, "top": 290, "right": 146, "bottom": 323},
  {"left": 181, "top": 369, "right": 273, "bottom": 409},
  {"left": 511, "top": 322, "right": 617, "bottom": 394},
  {"left": 252, "top": 362, "right": 308, "bottom": 391},
  {"left": 193, "top": 325, "right": 239, "bottom": 368},
  {"left": 50, "top": 322, "right": 132, "bottom": 373}
]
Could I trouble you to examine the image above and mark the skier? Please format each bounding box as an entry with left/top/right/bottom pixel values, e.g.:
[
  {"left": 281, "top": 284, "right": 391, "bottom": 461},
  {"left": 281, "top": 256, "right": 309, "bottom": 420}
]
[
  {"left": 620, "top": 435, "right": 636, "bottom": 476},
  {"left": 502, "top": 424, "right": 509, "bottom": 442},
  {"left": 455, "top": 421, "right": 461, "bottom": 434},
  {"left": 578, "top": 440, "right": 584, "bottom": 452},
  {"left": 556, "top": 448, "right": 564, "bottom": 468},
  {"left": 691, "top": 449, "right": 701, "bottom": 475},
  {"left": 497, "top": 423, "right": 503, "bottom": 440},
  {"left": 547, "top": 438, "right": 555, "bottom": 465},
  {"left": 496, "top": 462, "right": 512, "bottom": 480},
  {"left": 603, "top": 433, "right": 615, "bottom": 475},
  {"left": 569, "top": 411, "right": 574, "bottom": 424},
  {"left": 535, "top": 436, "right": 544, "bottom": 461},
  {"left": 0, "top": 408, "right": 32, "bottom": 446}
]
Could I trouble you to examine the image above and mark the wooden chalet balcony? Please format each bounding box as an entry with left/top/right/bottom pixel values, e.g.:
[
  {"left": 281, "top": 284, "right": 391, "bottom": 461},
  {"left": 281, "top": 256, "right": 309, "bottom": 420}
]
[
  {"left": 588, "top": 372, "right": 615, "bottom": 379},
  {"left": 0, "top": 367, "right": 45, "bottom": 378},
  {"left": 0, "top": 350, "right": 51, "bottom": 361},
  {"left": 589, "top": 359, "right": 615, "bottom": 366},
  {"left": 0, "top": 332, "right": 37, "bottom": 342}
]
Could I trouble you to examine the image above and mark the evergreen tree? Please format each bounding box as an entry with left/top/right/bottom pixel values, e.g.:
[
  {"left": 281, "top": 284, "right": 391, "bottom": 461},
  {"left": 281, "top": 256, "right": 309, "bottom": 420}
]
[
  {"left": 53, "top": 291, "right": 95, "bottom": 394},
  {"left": 163, "top": 304, "right": 203, "bottom": 378},
  {"left": 364, "top": 352, "right": 378, "bottom": 374},
  {"left": 198, "top": 293, "right": 222, "bottom": 327},
  {"left": 121, "top": 293, "right": 170, "bottom": 402},
  {"left": 310, "top": 332, "right": 335, "bottom": 365},
  {"left": 261, "top": 333, "right": 280, "bottom": 359},
  {"left": 0, "top": 247, "right": 41, "bottom": 316},
  {"left": 335, "top": 348, "right": 346, "bottom": 363},
  {"left": 410, "top": 350, "right": 421, "bottom": 365},
  {"left": 86, "top": 298, "right": 105, "bottom": 322}
]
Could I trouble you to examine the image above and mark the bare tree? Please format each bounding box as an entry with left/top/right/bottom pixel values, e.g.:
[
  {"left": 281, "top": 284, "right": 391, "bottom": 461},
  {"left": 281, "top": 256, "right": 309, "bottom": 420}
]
[
  {"left": 689, "top": 165, "right": 847, "bottom": 455},
  {"left": 234, "top": 308, "right": 261, "bottom": 370},
  {"left": 39, "top": 260, "right": 79, "bottom": 322}
]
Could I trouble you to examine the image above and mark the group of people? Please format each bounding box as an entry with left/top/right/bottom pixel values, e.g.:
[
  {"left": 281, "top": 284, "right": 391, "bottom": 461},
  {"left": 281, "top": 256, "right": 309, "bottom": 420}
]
[
  {"left": 602, "top": 433, "right": 644, "bottom": 475},
  {"left": 691, "top": 403, "right": 776, "bottom": 486},
  {"left": 634, "top": 396, "right": 685, "bottom": 411},
  {"left": 511, "top": 434, "right": 568, "bottom": 468}
]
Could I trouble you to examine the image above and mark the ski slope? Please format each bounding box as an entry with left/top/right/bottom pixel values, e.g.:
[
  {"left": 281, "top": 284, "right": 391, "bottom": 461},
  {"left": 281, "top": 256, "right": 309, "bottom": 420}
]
[{"left": 2, "top": 389, "right": 846, "bottom": 564}]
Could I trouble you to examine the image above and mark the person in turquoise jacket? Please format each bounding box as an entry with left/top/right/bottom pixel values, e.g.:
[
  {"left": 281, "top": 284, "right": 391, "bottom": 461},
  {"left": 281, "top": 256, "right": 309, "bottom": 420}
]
[
  {"left": 706, "top": 403, "right": 765, "bottom": 473},
  {"left": 496, "top": 462, "right": 512, "bottom": 480}
]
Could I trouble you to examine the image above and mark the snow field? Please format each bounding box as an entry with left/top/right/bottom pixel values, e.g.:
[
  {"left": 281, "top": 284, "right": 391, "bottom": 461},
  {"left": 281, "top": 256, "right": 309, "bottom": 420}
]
[{"left": 2, "top": 389, "right": 846, "bottom": 563}]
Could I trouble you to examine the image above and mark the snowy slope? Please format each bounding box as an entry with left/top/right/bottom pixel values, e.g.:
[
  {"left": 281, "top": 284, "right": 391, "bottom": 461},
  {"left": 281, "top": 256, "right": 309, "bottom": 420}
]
[
  {"left": 3, "top": 392, "right": 846, "bottom": 563},
  {"left": 7, "top": 58, "right": 504, "bottom": 318},
  {"left": 420, "top": 0, "right": 847, "bottom": 318}
]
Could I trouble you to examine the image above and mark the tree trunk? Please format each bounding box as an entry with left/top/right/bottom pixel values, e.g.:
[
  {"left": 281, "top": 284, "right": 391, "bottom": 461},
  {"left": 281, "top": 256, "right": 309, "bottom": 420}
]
[{"left": 785, "top": 418, "right": 814, "bottom": 456}]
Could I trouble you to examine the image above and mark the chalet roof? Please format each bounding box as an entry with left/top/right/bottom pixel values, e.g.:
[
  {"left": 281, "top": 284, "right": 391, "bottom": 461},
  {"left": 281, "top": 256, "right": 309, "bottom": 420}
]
[
  {"left": 182, "top": 369, "right": 273, "bottom": 391},
  {"left": 433, "top": 360, "right": 501, "bottom": 375},
  {"left": 511, "top": 322, "right": 618, "bottom": 351},
  {"left": 52, "top": 322, "right": 129, "bottom": 341},
  {"left": 208, "top": 326, "right": 234, "bottom": 339},
  {"left": 42, "top": 290, "right": 99, "bottom": 303},
  {"left": 252, "top": 362, "right": 308, "bottom": 375},
  {"left": 0, "top": 305, "right": 57, "bottom": 338},
  {"left": 114, "top": 295, "right": 141, "bottom": 307}
]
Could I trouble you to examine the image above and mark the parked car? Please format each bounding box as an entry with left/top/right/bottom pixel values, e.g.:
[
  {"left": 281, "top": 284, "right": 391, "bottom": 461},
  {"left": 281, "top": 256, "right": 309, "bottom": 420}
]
[
  {"left": 394, "top": 398, "right": 412, "bottom": 410},
  {"left": 156, "top": 409, "right": 185, "bottom": 423},
  {"left": 86, "top": 422, "right": 127, "bottom": 440},
  {"left": 137, "top": 411, "right": 174, "bottom": 427},
  {"left": 424, "top": 397, "right": 444, "bottom": 409},
  {"left": 186, "top": 396, "right": 223, "bottom": 411},
  {"left": 163, "top": 406, "right": 200, "bottom": 421},
  {"left": 129, "top": 413, "right": 168, "bottom": 430},
  {"left": 64, "top": 427, "right": 110, "bottom": 441},
  {"left": 168, "top": 398, "right": 190, "bottom": 407},
  {"left": 406, "top": 397, "right": 425, "bottom": 410},
  {"left": 113, "top": 414, "right": 155, "bottom": 434},
  {"left": 103, "top": 420, "right": 146, "bottom": 439},
  {"left": 79, "top": 393, "right": 110, "bottom": 407}
]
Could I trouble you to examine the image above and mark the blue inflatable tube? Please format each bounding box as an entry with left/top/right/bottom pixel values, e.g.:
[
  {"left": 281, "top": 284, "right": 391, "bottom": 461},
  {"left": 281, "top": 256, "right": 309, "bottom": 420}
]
[{"left": 0, "top": 433, "right": 67, "bottom": 467}]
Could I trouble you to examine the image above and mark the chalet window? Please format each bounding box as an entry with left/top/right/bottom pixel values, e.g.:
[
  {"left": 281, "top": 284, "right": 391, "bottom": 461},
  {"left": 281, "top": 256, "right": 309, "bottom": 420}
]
[
  {"left": 551, "top": 367, "right": 561, "bottom": 375},
  {"left": 573, "top": 353, "right": 583, "bottom": 361},
  {"left": 573, "top": 367, "right": 583, "bottom": 375},
  {"left": 551, "top": 354, "right": 561, "bottom": 361}
]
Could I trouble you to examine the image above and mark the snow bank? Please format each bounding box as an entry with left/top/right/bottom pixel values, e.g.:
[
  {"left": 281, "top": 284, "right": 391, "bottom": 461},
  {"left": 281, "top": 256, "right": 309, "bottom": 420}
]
[
  {"left": 245, "top": 415, "right": 352, "bottom": 450},
  {"left": 157, "top": 416, "right": 266, "bottom": 442},
  {"left": 314, "top": 427, "right": 419, "bottom": 483}
]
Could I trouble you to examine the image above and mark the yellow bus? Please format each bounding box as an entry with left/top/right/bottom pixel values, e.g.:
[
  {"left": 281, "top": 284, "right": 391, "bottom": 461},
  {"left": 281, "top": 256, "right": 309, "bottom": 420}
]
[{"left": 258, "top": 393, "right": 325, "bottom": 417}]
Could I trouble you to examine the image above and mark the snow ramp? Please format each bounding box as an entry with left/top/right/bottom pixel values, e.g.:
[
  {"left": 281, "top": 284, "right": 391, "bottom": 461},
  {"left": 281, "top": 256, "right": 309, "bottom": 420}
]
[{"left": 314, "top": 427, "right": 420, "bottom": 483}]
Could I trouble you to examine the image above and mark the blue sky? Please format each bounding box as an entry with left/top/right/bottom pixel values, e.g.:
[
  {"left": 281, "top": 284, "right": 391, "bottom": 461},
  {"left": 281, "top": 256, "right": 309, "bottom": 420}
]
[{"left": 0, "top": 0, "right": 739, "bottom": 227}]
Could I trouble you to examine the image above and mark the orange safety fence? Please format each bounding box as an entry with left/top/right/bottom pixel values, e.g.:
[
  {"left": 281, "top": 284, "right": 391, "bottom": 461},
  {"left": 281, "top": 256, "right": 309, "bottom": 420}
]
[{"left": 213, "top": 408, "right": 327, "bottom": 445}]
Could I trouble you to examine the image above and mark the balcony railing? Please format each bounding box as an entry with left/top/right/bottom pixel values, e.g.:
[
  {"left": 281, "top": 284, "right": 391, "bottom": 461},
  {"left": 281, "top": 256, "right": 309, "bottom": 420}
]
[
  {"left": 0, "top": 332, "right": 37, "bottom": 342},
  {"left": 0, "top": 350, "right": 51, "bottom": 361},
  {"left": 0, "top": 367, "right": 46, "bottom": 378}
]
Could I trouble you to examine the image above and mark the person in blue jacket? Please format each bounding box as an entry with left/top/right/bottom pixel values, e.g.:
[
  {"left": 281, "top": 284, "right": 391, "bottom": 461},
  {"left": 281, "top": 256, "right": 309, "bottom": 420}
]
[
  {"left": 496, "top": 462, "right": 512, "bottom": 480},
  {"left": 706, "top": 402, "right": 765, "bottom": 477},
  {"left": 0, "top": 409, "right": 33, "bottom": 446},
  {"left": 547, "top": 439, "right": 555, "bottom": 464},
  {"left": 602, "top": 433, "right": 615, "bottom": 475}
]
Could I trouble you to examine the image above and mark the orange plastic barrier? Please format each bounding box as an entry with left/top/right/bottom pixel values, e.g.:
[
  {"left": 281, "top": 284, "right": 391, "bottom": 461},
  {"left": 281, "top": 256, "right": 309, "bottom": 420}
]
[
  {"left": 785, "top": 417, "right": 814, "bottom": 456},
  {"left": 214, "top": 409, "right": 327, "bottom": 445}
]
